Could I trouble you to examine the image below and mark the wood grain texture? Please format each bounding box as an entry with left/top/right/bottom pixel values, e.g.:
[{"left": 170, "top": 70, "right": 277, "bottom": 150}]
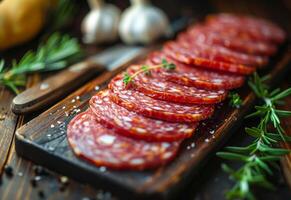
[
  {"left": 0, "top": 87, "right": 18, "bottom": 173},
  {"left": 14, "top": 43, "right": 291, "bottom": 199}
]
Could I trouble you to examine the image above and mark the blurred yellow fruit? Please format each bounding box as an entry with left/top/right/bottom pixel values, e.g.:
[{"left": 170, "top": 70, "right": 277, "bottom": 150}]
[{"left": 0, "top": 0, "right": 57, "bottom": 51}]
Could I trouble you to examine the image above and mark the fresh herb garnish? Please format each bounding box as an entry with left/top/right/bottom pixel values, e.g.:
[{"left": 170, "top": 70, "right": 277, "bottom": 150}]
[
  {"left": 123, "top": 59, "right": 176, "bottom": 86},
  {"left": 162, "top": 58, "right": 176, "bottom": 70},
  {"left": 217, "top": 72, "right": 291, "bottom": 200},
  {"left": 0, "top": 33, "right": 81, "bottom": 94},
  {"left": 228, "top": 92, "right": 243, "bottom": 108}
]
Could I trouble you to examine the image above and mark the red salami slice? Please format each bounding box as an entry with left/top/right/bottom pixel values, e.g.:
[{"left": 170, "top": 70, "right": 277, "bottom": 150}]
[
  {"left": 176, "top": 38, "right": 268, "bottom": 67},
  {"left": 126, "top": 65, "right": 228, "bottom": 104},
  {"left": 163, "top": 42, "right": 255, "bottom": 75},
  {"left": 147, "top": 51, "right": 245, "bottom": 90},
  {"left": 67, "top": 109, "right": 180, "bottom": 170},
  {"left": 164, "top": 41, "right": 266, "bottom": 67},
  {"left": 206, "top": 14, "right": 286, "bottom": 44},
  {"left": 108, "top": 74, "right": 214, "bottom": 123},
  {"left": 89, "top": 90, "right": 197, "bottom": 142},
  {"left": 179, "top": 27, "right": 277, "bottom": 56}
]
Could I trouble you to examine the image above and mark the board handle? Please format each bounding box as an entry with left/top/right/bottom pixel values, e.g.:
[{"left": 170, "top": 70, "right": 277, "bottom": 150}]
[{"left": 12, "top": 60, "right": 104, "bottom": 114}]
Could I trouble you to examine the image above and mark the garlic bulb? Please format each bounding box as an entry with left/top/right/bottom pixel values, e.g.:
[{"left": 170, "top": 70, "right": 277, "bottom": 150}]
[
  {"left": 81, "top": 0, "right": 121, "bottom": 44},
  {"left": 119, "top": 0, "right": 171, "bottom": 45}
]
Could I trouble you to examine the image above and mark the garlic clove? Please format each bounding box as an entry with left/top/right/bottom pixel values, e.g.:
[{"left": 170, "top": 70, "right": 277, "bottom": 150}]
[
  {"left": 119, "top": 0, "right": 171, "bottom": 45},
  {"left": 82, "top": 0, "right": 121, "bottom": 44}
]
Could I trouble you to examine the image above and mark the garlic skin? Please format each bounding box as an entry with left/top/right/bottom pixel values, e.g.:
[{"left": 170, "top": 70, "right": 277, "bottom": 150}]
[
  {"left": 119, "top": 0, "right": 171, "bottom": 45},
  {"left": 82, "top": 0, "right": 121, "bottom": 44}
]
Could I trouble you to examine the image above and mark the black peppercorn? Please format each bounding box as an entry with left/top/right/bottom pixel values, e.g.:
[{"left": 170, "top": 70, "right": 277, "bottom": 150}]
[
  {"left": 4, "top": 165, "right": 13, "bottom": 178},
  {"left": 30, "top": 176, "right": 42, "bottom": 187},
  {"left": 38, "top": 190, "right": 45, "bottom": 198},
  {"left": 33, "top": 165, "right": 49, "bottom": 176}
]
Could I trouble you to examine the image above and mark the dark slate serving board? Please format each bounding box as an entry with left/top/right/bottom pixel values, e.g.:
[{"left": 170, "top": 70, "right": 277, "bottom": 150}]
[{"left": 15, "top": 44, "right": 291, "bottom": 200}]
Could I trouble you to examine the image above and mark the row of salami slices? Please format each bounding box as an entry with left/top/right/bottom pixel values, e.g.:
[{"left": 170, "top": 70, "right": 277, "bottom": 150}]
[{"left": 67, "top": 13, "right": 286, "bottom": 170}]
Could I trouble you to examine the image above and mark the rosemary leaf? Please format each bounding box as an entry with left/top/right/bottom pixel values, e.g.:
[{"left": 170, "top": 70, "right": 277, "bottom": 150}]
[
  {"left": 123, "top": 72, "right": 132, "bottom": 86},
  {"left": 271, "top": 88, "right": 291, "bottom": 101},
  {"left": 217, "top": 152, "right": 249, "bottom": 162},
  {"left": 228, "top": 92, "right": 243, "bottom": 108},
  {"left": 219, "top": 73, "right": 291, "bottom": 200},
  {"left": 0, "top": 33, "right": 81, "bottom": 94},
  {"left": 122, "top": 59, "right": 176, "bottom": 86}
]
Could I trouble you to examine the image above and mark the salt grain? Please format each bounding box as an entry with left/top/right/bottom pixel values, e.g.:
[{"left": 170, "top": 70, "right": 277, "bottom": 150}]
[
  {"left": 99, "top": 166, "right": 107, "bottom": 172},
  {"left": 95, "top": 86, "right": 100, "bottom": 91},
  {"left": 48, "top": 146, "right": 55, "bottom": 151}
]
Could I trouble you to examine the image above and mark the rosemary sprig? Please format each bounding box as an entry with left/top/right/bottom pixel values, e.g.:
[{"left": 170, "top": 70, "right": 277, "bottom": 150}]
[
  {"left": 229, "top": 92, "right": 243, "bottom": 108},
  {"left": 0, "top": 33, "right": 81, "bottom": 94},
  {"left": 123, "top": 59, "right": 176, "bottom": 86},
  {"left": 217, "top": 72, "right": 291, "bottom": 200}
]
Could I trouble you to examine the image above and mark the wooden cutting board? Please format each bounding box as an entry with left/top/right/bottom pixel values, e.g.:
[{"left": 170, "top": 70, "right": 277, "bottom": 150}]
[{"left": 15, "top": 44, "right": 291, "bottom": 200}]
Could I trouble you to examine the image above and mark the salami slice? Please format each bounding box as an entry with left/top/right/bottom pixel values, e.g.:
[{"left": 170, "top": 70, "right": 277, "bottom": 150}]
[
  {"left": 126, "top": 65, "right": 228, "bottom": 104},
  {"left": 176, "top": 38, "right": 268, "bottom": 67},
  {"left": 206, "top": 14, "right": 286, "bottom": 44},
  {"left": 164, "top": 41, "right": 266, "bottom": 67},
  {"left": 147, "top": 51, "right": 245, "bottom": 90},
  {"left": 89, "top": 90, "right": 197, "bottom": 142},
  {"left": 67, "top": 109, "right": 180, "bottom": 170},
  {"left": 163, "top": 42, "right": 255, "bottom": 75},
  {"left": 179, "top": 28, "right": 277, "bottom": 56},
  {"left": 109, "top": 74, "right": 214, "bottom": 123}
]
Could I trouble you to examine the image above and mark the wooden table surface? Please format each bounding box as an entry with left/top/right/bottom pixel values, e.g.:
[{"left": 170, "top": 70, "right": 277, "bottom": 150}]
[{"left": 0, "top": 0, "right": 291, "bottom": 199}]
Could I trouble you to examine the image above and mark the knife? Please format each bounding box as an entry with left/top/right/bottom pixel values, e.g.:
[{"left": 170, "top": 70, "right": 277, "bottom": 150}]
[{"left": 12, "top": 45, "right": 144, "bottom": 114}]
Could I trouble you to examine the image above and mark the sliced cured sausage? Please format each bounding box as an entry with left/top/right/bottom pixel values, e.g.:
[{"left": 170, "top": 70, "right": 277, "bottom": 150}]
[
  {"left": 176, "top": 38, "right": 268, "bottom": 67},
  {"left": 206, "top": 14, "right": 286, "bottom": 44},
  {"left": 147, "top": 51, "right": 245, "bottom": 90},
  {"left": 163, "top": 43, "right": 255, "bottom": 75},
  {"left": 164, "top": 41, "right": 266, "bottom": 67},
  {"left": 67, "top": 109, "right": 180, "bottom": 170},
  {"left": 109, "top": 74, "right": 214, "bottom": 123},
  {"left": 89, "top": 90, "right": 197, "bottom": 142},
  {"left": 126, "top": 65, "right": 228, "bottom": 104},
  {"left": 179, "top": 28, "right": 277, "bottom": 56}
]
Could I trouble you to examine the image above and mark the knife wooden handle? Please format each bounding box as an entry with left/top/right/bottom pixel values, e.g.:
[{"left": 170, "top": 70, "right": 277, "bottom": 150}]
[{"left": 12, "top": 60, "right": 105, "bottom": 114}]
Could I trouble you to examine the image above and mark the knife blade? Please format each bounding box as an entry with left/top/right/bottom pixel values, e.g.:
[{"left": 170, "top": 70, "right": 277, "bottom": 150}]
[{"left": 12, "top": 45, "right": 144, "bottom": 114}]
